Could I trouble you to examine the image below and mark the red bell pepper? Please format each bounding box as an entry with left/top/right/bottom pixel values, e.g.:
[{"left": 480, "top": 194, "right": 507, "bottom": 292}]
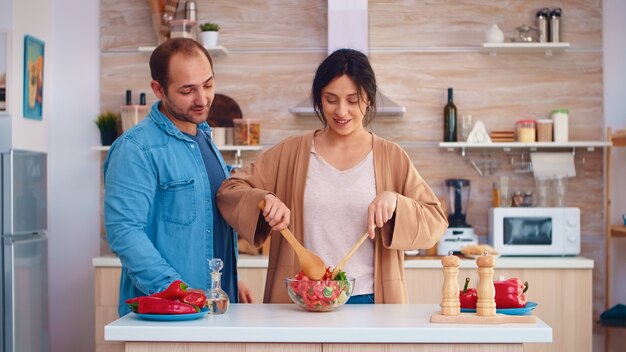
[
  {"left": 128, "top": 296, "right": 199, "bottom": 314},
  {"left": 181, "top": 290, "right": 207, "bottom": 308},
  {"left": 459, "top": 277, "right": 478, "bottom": 309},
  {"left": 125, "top": 279, "right": 189, "bottom": 305},
  {"left": 151, "top": 280, "right": 188, "bottom": 300},
  {"left": 494, "top": 278, "right": 528, "bottom": 308}
]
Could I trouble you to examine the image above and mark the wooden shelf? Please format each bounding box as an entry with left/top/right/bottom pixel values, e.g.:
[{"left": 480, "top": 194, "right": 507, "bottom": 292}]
[
  {"left": 610, "top": 225, "right": 626, "bottom": 238},
  {"left": 481, "top": 42, "right": 570, "bottom": 56},
  {"left": 611, "top": 129, "right": 626, "bottom": 146},
  {"left": 137, "top": 45, "right": 229, "bottom": 56}
]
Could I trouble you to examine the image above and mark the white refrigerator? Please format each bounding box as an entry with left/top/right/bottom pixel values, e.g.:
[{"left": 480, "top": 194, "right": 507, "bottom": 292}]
[{"left": 0, "top": 149, "right": 49, "bottom": 352}]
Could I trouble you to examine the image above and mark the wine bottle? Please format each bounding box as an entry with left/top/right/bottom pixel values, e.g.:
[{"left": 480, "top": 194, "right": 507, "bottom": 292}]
[{"left": 443, "top": 87, "right": 457, "bottom": 142}]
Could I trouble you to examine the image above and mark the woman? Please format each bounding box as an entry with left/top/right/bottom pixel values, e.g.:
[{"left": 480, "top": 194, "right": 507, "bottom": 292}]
[{"left": 217, "top": 48, "right": 447, "bottom": 304}]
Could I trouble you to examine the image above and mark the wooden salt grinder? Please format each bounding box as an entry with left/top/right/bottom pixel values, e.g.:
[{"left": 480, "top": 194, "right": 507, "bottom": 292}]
[
  {"left": 476, "top": 254, "right": 496, "bottom": 316},
  {"left": 440, "top": 253, "right": 461, "bottom": 316}
]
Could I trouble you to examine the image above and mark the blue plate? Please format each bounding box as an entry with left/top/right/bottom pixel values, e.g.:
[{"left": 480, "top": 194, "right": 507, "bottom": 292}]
[
  {"left": 461, "top": 301, "right": 538, "bottom": 316},
  {"left": 135, "top": 307, "right": 209, "bottom": 321}
]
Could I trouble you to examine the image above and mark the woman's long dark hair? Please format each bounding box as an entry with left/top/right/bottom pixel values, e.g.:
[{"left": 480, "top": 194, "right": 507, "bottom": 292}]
[{"left": 311, "top": 48, "right": 377, "bottom": 127}]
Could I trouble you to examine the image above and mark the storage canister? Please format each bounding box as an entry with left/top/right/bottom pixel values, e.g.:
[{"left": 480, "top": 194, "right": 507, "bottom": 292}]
[
  {"left": 233, "top": 118, "right": 261, "bottom": 145},
  {"left": 516, "top": 119, "right": 536, "bottom": 142},
  {"left": 536, "top": 119, "right": 553, "bottom": 142},
  {"left": 551, "top": 109, "right": 569, "bottom": 142},
  {"left": 169, "top": 19, "right": 196, "bottom": 40}
]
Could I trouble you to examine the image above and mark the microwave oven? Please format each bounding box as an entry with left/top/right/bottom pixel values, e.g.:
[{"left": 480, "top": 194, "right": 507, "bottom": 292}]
[{"left": 488, "top": 207, "right": 580, "bottom": 256}]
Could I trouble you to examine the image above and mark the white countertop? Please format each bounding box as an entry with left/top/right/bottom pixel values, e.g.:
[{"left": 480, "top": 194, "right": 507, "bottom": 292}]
[
  {"left": 105, "top": 304, "right": 552, "bottom": 344},
  {"left": 93, "top": 254, "right": 594, "bottom": 269}
]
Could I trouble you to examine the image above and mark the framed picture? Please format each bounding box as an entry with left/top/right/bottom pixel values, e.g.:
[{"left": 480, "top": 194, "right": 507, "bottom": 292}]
[
  {"left": 0, "top": 31, "right": 9, "bottom": 115},
  {"left": 23, "top": 34, "right": 44, "bottom": 120}
]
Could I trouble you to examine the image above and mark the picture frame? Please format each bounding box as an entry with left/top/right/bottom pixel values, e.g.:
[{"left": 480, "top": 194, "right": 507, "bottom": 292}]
[
  {"left": 23, "top": 34, "right": 44, "bottom": 120},
  {"left": 0, "top": 31, "right": 9, "bottom": 115}
]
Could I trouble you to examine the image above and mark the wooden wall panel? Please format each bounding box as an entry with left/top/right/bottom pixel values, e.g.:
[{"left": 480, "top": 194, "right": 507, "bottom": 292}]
[{"left": 99, "top": 0, "right": 607, "bottom": 332}]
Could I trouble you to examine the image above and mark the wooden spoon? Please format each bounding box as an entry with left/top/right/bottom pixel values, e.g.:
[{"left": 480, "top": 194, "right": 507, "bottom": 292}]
[
  {"left": 258, "top": 200, "right": 326, "bottom": 280},
  {"left": 331, "top": 232, "right": 370, "bottom": 279}
]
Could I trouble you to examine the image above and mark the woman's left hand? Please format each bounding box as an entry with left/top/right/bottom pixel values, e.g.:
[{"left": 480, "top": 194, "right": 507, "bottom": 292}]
[{"left": 367, "top": 191, "right": 398, "bottom": 239}]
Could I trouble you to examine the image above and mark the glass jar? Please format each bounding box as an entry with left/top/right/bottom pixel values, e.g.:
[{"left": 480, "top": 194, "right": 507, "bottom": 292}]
[
  {"left": 516, "top": 120, "right": 536, "bottom": 142},
  {"left": 233, "top": 118, "right": 261, "bottom": 145},
  {"left": 169, "top": 19, "right": 196, "bottom": 40}
]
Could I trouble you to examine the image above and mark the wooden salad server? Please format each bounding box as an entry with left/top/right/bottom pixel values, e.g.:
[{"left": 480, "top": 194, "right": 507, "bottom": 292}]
[
  {"left": 258, "top": 200, "right": 326, "bottom": 280},
  {"left": 331, "top": 232, "right": 370, "bottom": 279}
]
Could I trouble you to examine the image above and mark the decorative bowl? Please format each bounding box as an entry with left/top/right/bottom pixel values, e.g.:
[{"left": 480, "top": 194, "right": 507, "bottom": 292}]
[{"left": 285, "top": 277, "right": 355, "bottom": 312}]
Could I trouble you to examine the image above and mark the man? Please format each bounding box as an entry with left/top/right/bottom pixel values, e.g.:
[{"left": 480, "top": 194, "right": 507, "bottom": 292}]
[{"left": 104, "top": 38, "right": 252, "bottom": 316}]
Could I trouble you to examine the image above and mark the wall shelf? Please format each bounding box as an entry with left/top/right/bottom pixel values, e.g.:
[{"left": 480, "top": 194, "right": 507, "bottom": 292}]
[
  {"left": 137, "top": 45, "right": 229, "bottom": 56},
  {"left": 439, "top": 141, "right": 611, "bottom": 156},
  {"left": 610, "top": 225, "right": 626, "bottom": 238},
  {"left": 92, "top": 144, "right": 261, "bottom": 153},
  {"left": 481, "top": 42, "right": 570, "bottom": 56},
  {"left": 92, "top": 144, "right": 262, "bottom": 168}
]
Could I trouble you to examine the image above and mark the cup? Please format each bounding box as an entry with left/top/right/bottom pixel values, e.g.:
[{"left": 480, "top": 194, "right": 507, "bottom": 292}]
[
  {"left": 458, "top": 114, "right": 473, "bottom": 142},
  {"left": 535, "top": 177, "right": 551, "bottom": 207},
  {"left": 497, "top": 176, "right": 511, "bottom": 207},
  {"left": 554, "top": 175, "right": 568, "bottom": 207},
  {"left": 212, "top": 127, "right": 226, "bottom": 146}
]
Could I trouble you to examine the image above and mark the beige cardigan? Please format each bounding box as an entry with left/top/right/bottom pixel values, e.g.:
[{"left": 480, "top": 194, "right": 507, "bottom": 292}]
[{"left": 217, "top": 131, "right": 448, "bottom": 303}]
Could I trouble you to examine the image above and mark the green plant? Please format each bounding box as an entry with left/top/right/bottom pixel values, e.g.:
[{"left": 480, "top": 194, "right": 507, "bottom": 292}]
[
  {"left": 200, "top": 22, "right": 220, "bottom": 32},
  {"left": 95, "top": 111, "right": 120, "bottom": 132}
]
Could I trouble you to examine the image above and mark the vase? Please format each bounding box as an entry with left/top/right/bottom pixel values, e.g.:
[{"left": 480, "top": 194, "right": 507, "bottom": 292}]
[
  {"left": 100, "top": 129, "right": 118, "bottom": 146},
  {"left": 201, "top": 31, "right": 219, "bottom": 48}
]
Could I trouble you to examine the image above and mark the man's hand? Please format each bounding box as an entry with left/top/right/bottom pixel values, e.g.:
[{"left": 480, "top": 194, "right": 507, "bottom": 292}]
[{"left": 238, "top": 280, "right": 254, "bottom": 303}]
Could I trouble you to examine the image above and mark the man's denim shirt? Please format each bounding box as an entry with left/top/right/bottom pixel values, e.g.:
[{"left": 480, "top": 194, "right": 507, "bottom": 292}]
[{"left": 104, "top": 102, "right": 236, "bottom": 316}]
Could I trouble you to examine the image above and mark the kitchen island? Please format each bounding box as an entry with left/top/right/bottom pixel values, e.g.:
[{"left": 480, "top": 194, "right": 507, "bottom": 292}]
[
  {"left": 105, "top": 303, "right": 551, "bottom": 351},
  {"left": 95, "top": 255, "right": 591, "bottom": 352}
]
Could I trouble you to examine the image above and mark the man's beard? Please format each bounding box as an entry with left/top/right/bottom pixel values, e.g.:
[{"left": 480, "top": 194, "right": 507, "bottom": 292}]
[{"left": 162, "top": 95, "right": 207, "bottom": 124}]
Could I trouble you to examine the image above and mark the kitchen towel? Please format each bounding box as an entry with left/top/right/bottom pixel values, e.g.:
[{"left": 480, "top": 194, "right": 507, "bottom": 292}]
[{"left": 530, "top": 152, "right": 576, "bottom": 179}]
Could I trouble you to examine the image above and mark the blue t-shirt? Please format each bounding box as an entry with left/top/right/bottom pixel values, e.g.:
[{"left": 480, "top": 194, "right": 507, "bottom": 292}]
[{"left": 186, "top": 130, "right": 238, "bottom": 301}]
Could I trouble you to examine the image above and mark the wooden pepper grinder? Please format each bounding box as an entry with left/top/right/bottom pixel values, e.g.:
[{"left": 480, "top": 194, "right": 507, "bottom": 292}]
[
  {"left": 440, "top": 251, "right": 461, "bottom": 316},
  {"left": 476, "top": 253, "right": 496, "bottom": 316}
]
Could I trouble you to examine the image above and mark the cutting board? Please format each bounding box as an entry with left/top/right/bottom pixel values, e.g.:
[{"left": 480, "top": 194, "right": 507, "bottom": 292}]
[{"left": 208, "top": 93, "right": 243, "bottom": 127}]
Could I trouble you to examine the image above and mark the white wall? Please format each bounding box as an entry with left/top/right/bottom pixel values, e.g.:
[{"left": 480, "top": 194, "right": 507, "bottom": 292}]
[
  {"left": 48, "top": 0, "right": 101, "bottom": 351},
  {"left": 604, "top": 0, "right": 626, "bottom": 306},
  {"left": 8, "top": 0, "right": 50, "bottom": 152},
  {"left": 2, "top": 1, "right": 99, "bottom": 351}
]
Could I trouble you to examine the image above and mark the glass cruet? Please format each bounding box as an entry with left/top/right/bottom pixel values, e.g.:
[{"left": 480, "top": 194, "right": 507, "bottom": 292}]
[{"left": 206, "top": 258, "right": 229, "bottom": 314}]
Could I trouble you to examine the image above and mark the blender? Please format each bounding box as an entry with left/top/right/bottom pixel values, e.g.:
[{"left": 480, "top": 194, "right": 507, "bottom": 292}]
[{"left": 437, "top": 179, "right": 478, "bottom": 255}]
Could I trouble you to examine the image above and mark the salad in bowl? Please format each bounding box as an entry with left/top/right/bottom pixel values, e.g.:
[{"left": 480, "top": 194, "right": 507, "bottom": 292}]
[{"left": 285, "top": 268, "right": 355, "bottom": 312}]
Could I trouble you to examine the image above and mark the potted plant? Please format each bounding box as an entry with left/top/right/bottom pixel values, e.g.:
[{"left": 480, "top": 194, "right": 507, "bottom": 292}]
[
  {"left": 199, "top": 22, "right": 220, "bottom": 47},
  {"left": 95, "top": 111, "right": 120, "bottom": 146}
]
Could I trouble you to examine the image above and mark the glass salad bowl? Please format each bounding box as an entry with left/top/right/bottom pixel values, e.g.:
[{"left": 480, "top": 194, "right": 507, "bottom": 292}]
[{"left": 285, "top": 276, "right": 355, "bottom": 312}]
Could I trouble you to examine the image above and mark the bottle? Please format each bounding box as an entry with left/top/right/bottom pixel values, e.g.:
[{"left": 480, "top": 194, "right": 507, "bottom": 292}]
[
  {"left": 125, "top": 89, "right": 132, "bottom": 105},
  {"left": 537, "top": 8, "right": 549, "bottom": 43},
  {"left": 443, "top": 87, "right": 457, "bottom": 142},
  {"left": 550, "top": 8, "right": 562, "bottom": 43},
  {"left": 492, "top": 182, "right": 499, "bottom": 207},
  {"left": 206, "top": 258, "right": 229, "bottom": 314},
  {"left": 184, "top": 1, "right": 197, "bottom": 21},
  {"left": 139, "top": 92, "right": 146, "bottom": 106}
]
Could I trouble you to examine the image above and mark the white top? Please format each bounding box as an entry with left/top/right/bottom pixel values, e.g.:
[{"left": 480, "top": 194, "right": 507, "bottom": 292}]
[
  {"left": 105, "top": 304, "right": 551, "bottom": 343},
  {"left": 303, "top": 147, "right": 375, "bottom": 295}
]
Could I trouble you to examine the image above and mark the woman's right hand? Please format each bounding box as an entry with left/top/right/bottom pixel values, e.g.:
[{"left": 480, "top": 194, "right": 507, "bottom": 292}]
[{"left": 260, "top": 195, "right": 291, "bottom": 231}]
